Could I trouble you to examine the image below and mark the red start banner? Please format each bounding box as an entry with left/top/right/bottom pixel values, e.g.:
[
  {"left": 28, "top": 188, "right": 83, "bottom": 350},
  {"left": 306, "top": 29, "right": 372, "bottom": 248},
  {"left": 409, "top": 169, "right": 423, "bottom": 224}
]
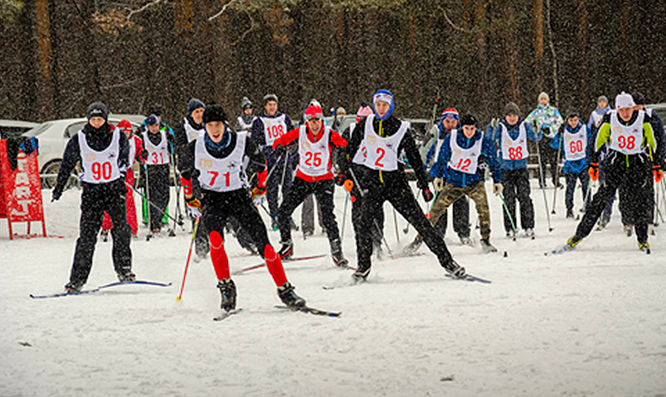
[{"left": 0, "top": 139, "right": 47, "bottom": 239}]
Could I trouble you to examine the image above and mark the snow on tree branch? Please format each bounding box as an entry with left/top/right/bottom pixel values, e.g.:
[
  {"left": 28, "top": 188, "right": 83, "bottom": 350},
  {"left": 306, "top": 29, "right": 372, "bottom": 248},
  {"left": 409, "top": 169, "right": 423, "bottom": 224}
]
[
  {"left": 209, "top": 0, "right": 239, "bottom": 21},
  {"left": 126, "top": 0, "right": 165, "bottom": 21}
]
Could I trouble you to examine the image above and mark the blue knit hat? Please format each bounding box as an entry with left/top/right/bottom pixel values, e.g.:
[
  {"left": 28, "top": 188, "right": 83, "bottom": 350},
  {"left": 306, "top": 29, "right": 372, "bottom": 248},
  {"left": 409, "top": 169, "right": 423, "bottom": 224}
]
[
  {"left": 372, "top": 89, "right": 394, "bottom": 121},
  {"left": 188, "top": 98, "right": 205, "bottom": 116},
  {"left": 145, "top": 114, "right": 159, "bottom": 126}
]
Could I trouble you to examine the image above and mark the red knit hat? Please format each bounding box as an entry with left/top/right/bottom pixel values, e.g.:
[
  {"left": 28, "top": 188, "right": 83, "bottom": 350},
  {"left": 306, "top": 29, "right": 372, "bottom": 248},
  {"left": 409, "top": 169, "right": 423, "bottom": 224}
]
[
  {"left": 304, "top": 104, "right": 324, "bottom": 121},
  {"left": 116, "top": 120, "right": 133, "bottom": 134},
  {"left": 441, "top": 108, "right": 459, "bottom": 121}
]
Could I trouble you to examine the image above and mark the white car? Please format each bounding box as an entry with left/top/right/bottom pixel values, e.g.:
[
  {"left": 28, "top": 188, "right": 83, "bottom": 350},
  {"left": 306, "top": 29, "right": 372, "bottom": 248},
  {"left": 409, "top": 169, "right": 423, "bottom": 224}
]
[
  {"left": 0, "top": 119, "right": 39, "bottom": 139},
  {"left": 23, "top": 116, "right": 143, "bottom": 188}
]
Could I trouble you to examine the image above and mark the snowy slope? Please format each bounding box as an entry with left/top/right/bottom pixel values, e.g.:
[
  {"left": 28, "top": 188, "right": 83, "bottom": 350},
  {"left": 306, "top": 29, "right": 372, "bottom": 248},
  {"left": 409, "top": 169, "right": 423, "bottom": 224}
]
[{"left": 1, "top": 180, "right": 665, "bottom": 397}]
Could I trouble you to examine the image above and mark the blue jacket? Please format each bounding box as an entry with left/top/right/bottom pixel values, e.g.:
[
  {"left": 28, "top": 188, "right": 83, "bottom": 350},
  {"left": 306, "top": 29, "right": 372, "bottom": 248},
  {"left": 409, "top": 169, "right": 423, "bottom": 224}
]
[
  {"left": 489, "top": 117, "right": 542, "bottom": 172},
  {"left": 549, "top": 121, "right": 593, "bottom": 174},
  {"left": 431, "top": 127, "right": 501, "bottom": 188},
  {"left": 250, "top": 111, "right": 294, "bottom": 166},
  {"left": 587, "top": 106, "right": 611, "bottom": 131}
]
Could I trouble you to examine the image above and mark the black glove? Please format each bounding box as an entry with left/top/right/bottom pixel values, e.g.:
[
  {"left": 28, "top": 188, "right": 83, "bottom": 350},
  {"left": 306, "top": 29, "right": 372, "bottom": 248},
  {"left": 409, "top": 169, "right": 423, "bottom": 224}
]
[
  {"left": 422, "top": 189, "right": 434, "bottom": 202},
  {"left": 275, "top": 144, "right": 287, "bottom": 156},
  {"left": 51, "top": 187, "right": 63, "bottom": 202}
]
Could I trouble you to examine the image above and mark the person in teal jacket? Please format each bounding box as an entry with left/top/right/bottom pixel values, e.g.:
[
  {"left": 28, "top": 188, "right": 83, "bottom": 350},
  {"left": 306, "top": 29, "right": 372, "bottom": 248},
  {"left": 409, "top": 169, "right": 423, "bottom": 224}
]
[{"left": 526, "top": 92, "right": 563, "bottom": 188}]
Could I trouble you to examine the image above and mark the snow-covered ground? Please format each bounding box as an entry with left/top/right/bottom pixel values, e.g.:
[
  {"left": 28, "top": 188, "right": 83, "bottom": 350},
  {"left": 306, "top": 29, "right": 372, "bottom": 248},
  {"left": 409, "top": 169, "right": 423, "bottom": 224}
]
[{"left": 1, "top": 180, "right": 665, "bottom": 396}]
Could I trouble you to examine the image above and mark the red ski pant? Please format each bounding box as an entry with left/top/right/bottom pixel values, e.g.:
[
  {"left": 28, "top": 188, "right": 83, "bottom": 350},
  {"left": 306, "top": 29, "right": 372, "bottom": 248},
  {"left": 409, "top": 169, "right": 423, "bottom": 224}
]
[{"left": 102, "top": 169, "right": 138, "bottom": 235}]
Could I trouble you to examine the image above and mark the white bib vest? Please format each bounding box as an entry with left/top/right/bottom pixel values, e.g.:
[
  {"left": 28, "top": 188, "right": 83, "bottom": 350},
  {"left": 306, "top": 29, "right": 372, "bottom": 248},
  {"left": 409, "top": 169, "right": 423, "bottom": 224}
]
[
  {"left": 500, "top": 122, "right": 528, "bottom": 161},
  {"left": 609, "top": 110, "right": 644, "bottom": 155},
  {"left": 195, "top": 133, "right": 247, "bottom": 192},
  {"left": 349, "top": 123, "right": 368, "bottom": 165},
  {"left": 434, "top": 128, "right": 453, "bottom": 161},
  {"left": 128, "top": 136, "right": 137, "bottom": 167},
  {"left": 448, "top": 129, "right": 483, "bottom": 175},
  {"left": 184, "top": 118, "right": 205, "bottom": 143},
  {"left": 563, "top": 125, "right": 587, "bottom": 161},
  {"left": 297, "top": 126, "right": 331, "bottom": 177},
  {"left": 360, "top": 115, "right": 409, "bottom": 171},
  {"left": 261, "top": 114, "right": 287, "bottom": 146},
  {"left": 142, "top": 129, "right": 170, "bottom": 165},
  {"left": 237, "top": 115, "right": 256, "bottom": 133},
  {"left": 78, "top": 127, "right": 122, "bottom": 184}
]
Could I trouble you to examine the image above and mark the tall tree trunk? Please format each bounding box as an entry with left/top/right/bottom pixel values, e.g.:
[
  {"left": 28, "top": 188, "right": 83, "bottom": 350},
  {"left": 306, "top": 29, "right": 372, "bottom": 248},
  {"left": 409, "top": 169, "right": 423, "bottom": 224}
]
[
  {"left": 36, "top": 0, "right": 54, "bottom": 118},
  {"left": 545, "top": 0, "right": 558, "bottom": 105},
  {"left": 532, "top": 0, "right": 544, "bottom": 90}
]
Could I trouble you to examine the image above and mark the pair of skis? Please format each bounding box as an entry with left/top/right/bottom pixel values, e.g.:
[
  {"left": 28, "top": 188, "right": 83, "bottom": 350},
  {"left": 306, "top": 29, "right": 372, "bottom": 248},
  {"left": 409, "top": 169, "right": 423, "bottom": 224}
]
[
  {"left": 30, "top": 280, "right": 172, "bottom": 299},
  {"left": 213, "top": 305, "right": 341, "bottom": 321}
]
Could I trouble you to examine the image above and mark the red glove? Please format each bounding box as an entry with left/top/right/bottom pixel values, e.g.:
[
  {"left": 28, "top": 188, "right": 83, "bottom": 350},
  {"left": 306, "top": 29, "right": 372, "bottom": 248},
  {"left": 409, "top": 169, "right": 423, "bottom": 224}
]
[
  {"left": 588, "top": 163, "right": 599, "bottom": 181},
  {"left": 256, "top": 169, "right": 267, "bottom": 190},
  {"left": 654, "top": 165, "right": 663, "bottom": 183},
  {"left": 251, "top": 186, "right": 267, "bottom": 200},
  {"left": 180, "top": 176, "right": 193, "bottom": 196}
]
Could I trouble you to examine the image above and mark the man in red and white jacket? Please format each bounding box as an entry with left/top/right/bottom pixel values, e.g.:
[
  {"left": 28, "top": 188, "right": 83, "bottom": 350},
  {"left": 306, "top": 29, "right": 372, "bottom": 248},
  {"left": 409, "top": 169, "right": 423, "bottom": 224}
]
[
  {"left": 273, "top": 103, "right": 349, "bottom": 267},
  {"left": 101, "top": 120, "right": 145, "bottom": 238}
]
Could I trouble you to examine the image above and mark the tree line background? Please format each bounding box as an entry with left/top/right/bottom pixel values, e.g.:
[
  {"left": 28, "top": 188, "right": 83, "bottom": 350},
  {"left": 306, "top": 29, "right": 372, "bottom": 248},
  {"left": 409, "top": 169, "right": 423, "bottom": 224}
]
[{"left": 1, "top": 0, "right": 665, "bottom": 127}]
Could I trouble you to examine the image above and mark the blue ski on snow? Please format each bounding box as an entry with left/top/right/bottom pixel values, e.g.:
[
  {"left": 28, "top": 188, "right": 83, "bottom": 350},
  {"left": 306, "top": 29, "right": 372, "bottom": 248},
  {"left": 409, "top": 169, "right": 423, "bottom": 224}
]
[
  {"left": 274, "top": 305, "right": 341, "bottom": 317},
  {"left": 445, "top": 273, "right": 491, "bottom": 284},
  {"left": 29, "top": 280, "right": 172, "bottom": 299}
]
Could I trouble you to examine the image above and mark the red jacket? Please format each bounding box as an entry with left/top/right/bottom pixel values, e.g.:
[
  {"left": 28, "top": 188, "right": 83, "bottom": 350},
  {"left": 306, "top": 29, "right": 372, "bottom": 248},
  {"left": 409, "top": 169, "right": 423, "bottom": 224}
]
[{"left": 273, "top": 124, "right": 347, "bottom": 182}]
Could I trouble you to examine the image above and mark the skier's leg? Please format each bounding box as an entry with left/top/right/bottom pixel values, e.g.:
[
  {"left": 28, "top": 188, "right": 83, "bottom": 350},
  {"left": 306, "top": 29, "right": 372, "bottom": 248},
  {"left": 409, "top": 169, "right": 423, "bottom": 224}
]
[{"left": 70, "top": 191, "right": 105, "bottom": 285}]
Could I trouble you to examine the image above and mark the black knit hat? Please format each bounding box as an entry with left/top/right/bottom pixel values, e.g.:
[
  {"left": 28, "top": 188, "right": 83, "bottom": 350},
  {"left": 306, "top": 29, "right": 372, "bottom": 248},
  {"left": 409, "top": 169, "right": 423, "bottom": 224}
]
[
  {"left": 203, "top": 104, "right": 228, "bottom": 124},
  {"left": 565, "top": 108, "right": 580, "bottom": 120},
  {"left": 242, "top": 97, "right": 253, "bottom": 110},
  {"left": 631, "top": 91, "right": 645, "bottom": 106},
  {"left": 87, "top": 102, "right": 108, "bottom": 121},
  {"left": 504, "top": 102, "right": 521, "bottom": 117},
  {"left": 460, "top": 113, "right": 479, "bottom": 127}
]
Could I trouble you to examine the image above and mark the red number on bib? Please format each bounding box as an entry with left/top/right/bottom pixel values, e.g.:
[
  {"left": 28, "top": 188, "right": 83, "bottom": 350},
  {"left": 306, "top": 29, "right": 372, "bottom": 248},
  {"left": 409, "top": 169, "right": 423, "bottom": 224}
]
[
  {"left": 223, "top": 171, "right": 230, "bottom": 186},
  {"left": 209, "top": 171, "right": 219, "bottom": 185},
  {"left": 91, "top": 162, "right": 112, "bottom": 181},
  {"left": 375, "top": 148, "right": 385, "bottom": 168},
  {"left": 455, "top": 158, "right": 471, "bottom": 171}
]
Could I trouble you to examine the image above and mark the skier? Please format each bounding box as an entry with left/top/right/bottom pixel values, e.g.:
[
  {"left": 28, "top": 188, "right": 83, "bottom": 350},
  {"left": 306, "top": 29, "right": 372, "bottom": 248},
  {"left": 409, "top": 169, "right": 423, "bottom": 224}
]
[
  {"left": 178, "top": 104, "right": 306, "bottom": 311},
  {"left": 272, "top": 103, "right": 349, "bottom": 267},
  {"left": 342, "top": 102, "right": 386, "bottom": 258},
  {"left": 562, "top": 92, "right": 656, "bottom": 252},
  {"left": 587, "top": 95, "right": 611, "bottom": 132},
  {"left": 549, "top": 109, "right": 594, "bottom": 218},
  {"left": 422, "top": 108, "right": 471, "bottom": 244},
  {"left": 100, "top": 120, "right": 146, "bottom": 240},
  {"left": 340, "top": 89, "right": 466, "bottom": 281},
  {"left": 526, "top": 92, "right": 563, "bottom": 188},
  {"left": 139, "top": 114, "right": 173, "bottom": 236},
  {"left": 586, "top": 95, "right": 615, "bottom": 229},
  {"left": 51, "top": 102, "right": 134, "bottom": 293},
  {"left": 407, "top": 113, "right": 502, "bottom": 253},
  {"left": 491, "top": 102, "right": 542, "bottom": 238},
  {"left": 250, "top": 94, "right": 296, "bottom": 230},
  {"left": 235, "top": 97, "right": 256, "bottom": 134},
  {"left": 173, "top": 99, "right": 258, "bottom": 259}
]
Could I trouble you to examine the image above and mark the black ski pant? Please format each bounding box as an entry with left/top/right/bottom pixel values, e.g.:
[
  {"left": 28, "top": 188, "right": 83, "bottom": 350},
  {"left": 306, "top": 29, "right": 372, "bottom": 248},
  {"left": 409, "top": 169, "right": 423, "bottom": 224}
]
[
  {"left": 301, "top": 194, "right": 324, "bottom": 234},
  {"left": 433, "top": 193, "right": 470, "bottom": 238},
  {"left": 266, "top": 158, "right": 294, "bottom": 219},
  {"left": 356, "top": 173, "right": 453, "bottom": 272},
  {"left": 146, "top": 163, "right": 170, "bottom": 231},
  {"left": 574, "top": 152, "right": 652, "bottom": 244},
  {"left": 565, "top": 171, "right": 590, "bottom": 212},
  {"left": 278, "top": 177, "right": 340, "bottom": 247},
  {"left": 538, "top": 137, "right": 560, "bottom": 187},
  {"left": 619, "top": 179, "right": 656, "bottom": 227},
  {"left": 70, "top": 183, "right": 132, "bottom": 284},
  {"left": 351, "top": 194, "right": 384, "bottom": 249},
  {"left": 201, "top": 189, "right": 272, "bottom": 259},
  {"left": 501, "top": 168, "right": 535, "bottom": 232}
]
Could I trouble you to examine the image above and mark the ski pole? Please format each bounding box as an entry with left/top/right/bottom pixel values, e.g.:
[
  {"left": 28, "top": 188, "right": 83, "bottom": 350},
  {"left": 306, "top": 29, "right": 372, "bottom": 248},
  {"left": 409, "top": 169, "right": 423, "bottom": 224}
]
[
  {"left": 498, "top": 193, "right": 518, "bottom": 240},
  {"left": 125, "top": 180, "right": 184, "bottom": 226},
  {"left": 266, "top": 154, "right": 284, "bottom": 181},
  {"left": 144, "top": 162, "right": 152, "bottom": 232},
  {"left": 535, "top": 139, "right": 553, "bottom": 232},
  {"left": 340, "top": 179, "right": 353, "bottom": 242},
  {"left": 177, "top": 216, "right": 200, "bottom": 301},
  {"left": 582, "top": 176, "right": 593, "bottom": 213},
  {"left": 393, "top": 208, "right": 400, "bottom": 243}
]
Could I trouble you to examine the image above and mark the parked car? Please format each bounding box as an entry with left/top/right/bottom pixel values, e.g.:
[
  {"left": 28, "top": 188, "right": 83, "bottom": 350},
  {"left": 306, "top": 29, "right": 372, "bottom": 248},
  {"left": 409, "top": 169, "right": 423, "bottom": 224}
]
[
  {"left": 0, "top": 119, "right": 39, "bottom": 139},
  {"left": 22, "top": 116, "right": 143, "bottom": 189},
  {"left": 646, "top": 103, "right": 666, "bottom": 121}
]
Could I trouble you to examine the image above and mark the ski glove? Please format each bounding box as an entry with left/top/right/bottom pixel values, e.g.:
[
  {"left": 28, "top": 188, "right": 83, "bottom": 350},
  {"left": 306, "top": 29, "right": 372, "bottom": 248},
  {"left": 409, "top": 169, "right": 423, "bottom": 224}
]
[
  {"left": 251, "top": 186, "right": 267, "bottom": 201},
  {"left": 493, "top": 183, "right": 504, "bottom": 196},
  {"left": 422, "top": 189, "right": 434, "bottom": 202},
  {"left": 334, "top": 173, "right": 346, "bottom": 186},
  {"left": 274, "top": 144, "right": 287, "bottom": 156},
  {"left": 589, "top": 162, "right": 599, "bottom": 181},
  {"left": 654, "top": 164, "right": 663, "bottom": 183},
  {"left": 185, "top": 196, "right": 202, "bottom": 218},
  {"left": 433, "top": 177, "right": 444, "bottom": 192},
  {"left": 51, "top": 187, "right": 62, "bottom": 202}
]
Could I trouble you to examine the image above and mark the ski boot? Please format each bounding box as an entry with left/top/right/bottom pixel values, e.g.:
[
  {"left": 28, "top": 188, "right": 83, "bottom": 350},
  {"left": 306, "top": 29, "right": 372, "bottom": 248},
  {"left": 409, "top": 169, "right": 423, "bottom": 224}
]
[
  {"left": 271, "top": 217, "right": 279, "bottom": 232},
  {"left": 402, "top": 236, "right": 423, "bottom": 256},
  {"left": 480, "top": 238, "right": 498, "bottom": 253},
  {"left": 563, "top": 235, "right": 582, "bottom": 251},
  {"left": 100, "top": 229, "right": 109, "bottom": 242},
  {"left": 217, "top": 278, "right": 237, "bottom": 312},
  {"left": 117, "top": 270, "right": 136, "bottom": 282},
  {"left": 373, "top": 243, "right": 385, "bottom": 260},
  {"left": 303, "top": 230, "right": 314, "bottom": 240},
  {"left": 459, "top": 235, "right": 474, "bottom": 247},
  {"left": 277, "top": 282, "right": 306, "bottom": 309},
  {"left": 352, "top": 263, "right": 371, "bottom": 282},
  {"left": 289, "top": 217, "right": 299, "bottom": 231},
  {"left": 64, "top": 280, "right": 85, "bottom": 293},
  {"left": 442, "top": 259, "right": 466, "bottom": 279},
  {"left": 624, "top": 224, "right": 633, "bottom": 237},
  {"left": 638, "top": 241, "right": 651, "bottom": 254},
  {"left": 330, "top": 239, "right": 349, "bottom": 268},
  {"left": 525, "top": 228, "right": 535, "bottom": 239},
  {"left": 278, "top": 239, "right": 294, "bottom": 260},
  {"left": 506, "top": 230, "right": 516, "bottom": 239},
  {"left": 566, "top": 209, "right": 574, "bottom": 219}
]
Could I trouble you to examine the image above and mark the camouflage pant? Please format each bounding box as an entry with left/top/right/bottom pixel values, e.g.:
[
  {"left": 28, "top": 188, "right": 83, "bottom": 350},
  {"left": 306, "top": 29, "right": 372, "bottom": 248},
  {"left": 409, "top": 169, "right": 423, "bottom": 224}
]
[{"left": 430, "top": 182, "right": 491, "bottom": 239}]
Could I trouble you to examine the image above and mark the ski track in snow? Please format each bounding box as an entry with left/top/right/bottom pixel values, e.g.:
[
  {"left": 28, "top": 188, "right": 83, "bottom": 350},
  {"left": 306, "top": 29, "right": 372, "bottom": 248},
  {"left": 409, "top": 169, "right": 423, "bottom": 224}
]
[{"left": 1, "top": 181, "right": 665, "bottom": 396}]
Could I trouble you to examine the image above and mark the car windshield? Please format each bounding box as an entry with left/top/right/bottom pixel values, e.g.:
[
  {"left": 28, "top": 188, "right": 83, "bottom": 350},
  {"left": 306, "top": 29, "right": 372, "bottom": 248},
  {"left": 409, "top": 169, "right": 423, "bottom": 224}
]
[{"left": 23, "top": 122, "right": 53, "bottom": 137}]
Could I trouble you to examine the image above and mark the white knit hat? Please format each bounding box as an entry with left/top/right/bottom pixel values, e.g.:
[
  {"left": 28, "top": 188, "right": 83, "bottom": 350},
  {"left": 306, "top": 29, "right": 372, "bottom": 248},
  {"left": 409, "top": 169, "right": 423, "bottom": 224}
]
[{"left": 615, "top": 92, "right": 635, "bottom": 109}]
